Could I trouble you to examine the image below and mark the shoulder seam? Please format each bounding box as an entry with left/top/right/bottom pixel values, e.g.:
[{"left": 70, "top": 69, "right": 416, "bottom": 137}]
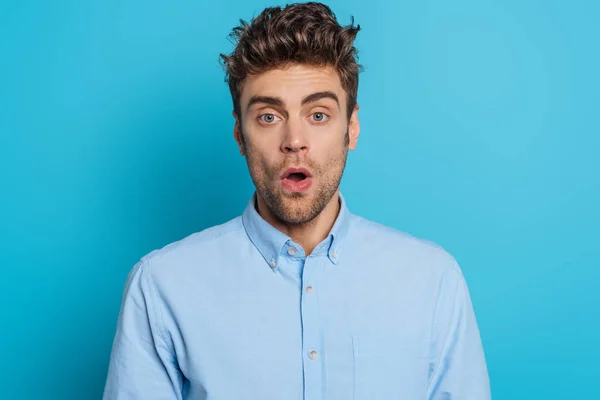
[{"left": 139, "top": 258, "right": 176, "bottom": 357}]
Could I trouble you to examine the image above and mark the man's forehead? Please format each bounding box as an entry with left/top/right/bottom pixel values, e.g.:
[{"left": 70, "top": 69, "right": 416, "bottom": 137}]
[{"left": 241, "top": 64, "right": 344, "bottom": 105}]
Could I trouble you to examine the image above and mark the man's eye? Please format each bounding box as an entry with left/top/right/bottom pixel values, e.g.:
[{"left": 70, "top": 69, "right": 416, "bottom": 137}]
[
  {"left": 311, "top": 112, "right": 329, "bottom": 122},
  {"left": 259, "top": 114, "right": 280, "bottom": 124}
]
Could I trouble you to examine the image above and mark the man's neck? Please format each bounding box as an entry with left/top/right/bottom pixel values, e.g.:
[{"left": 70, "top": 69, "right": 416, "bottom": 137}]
[{"left": 256, "top": 191, "right": 341, "bottom": 256}]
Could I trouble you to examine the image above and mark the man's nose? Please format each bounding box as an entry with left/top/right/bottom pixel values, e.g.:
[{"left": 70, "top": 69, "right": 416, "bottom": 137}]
[{"left": 281, "top": 121, "right": 309, "bottom": 154}]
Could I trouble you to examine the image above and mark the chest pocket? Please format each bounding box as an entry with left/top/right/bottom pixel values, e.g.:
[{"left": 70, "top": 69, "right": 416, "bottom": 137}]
[{"left": 352, "top": 334, "right": 429, "bottom": 400}]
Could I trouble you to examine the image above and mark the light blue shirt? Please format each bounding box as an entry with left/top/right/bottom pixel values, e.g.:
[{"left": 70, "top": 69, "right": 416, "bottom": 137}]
[{"left": 103, "top": 192, "right": 490, "bottom": 400}]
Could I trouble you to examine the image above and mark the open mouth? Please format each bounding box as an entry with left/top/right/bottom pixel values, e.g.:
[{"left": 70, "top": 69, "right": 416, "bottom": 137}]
[
  {"left": 286, "top": 172, "right": 307, "bottom": 182},
  {"left": 280, "top": 168, "right": 313, "bottom": 192},
  {"left": 281, "top": 168, "right": 311, "bottom": 181}
]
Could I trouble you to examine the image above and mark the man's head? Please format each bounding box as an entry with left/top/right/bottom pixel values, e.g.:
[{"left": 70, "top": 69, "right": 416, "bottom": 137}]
[{"left": 220, "top": 2, "right": 362, "bottom": 225}]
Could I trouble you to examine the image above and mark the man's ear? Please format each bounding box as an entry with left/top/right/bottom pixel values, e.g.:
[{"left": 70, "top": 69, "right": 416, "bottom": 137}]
[
  {"left": 232, "top": 111, "right": 245, "bottom": 156},
  {"left": 348, "top": 104, "right": 360, "bottom": 150}
]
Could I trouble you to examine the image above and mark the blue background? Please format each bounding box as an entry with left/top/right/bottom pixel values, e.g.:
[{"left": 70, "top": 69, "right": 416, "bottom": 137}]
[{"left": 1, "top": 0, "right": 598, "bottom": 398}]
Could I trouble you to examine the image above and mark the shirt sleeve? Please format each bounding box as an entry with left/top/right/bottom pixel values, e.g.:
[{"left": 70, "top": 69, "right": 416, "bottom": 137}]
[
  {"left": 426, "top": 263, "right": 491, "bottom": 400},
  {"left": 103, "top": 259, "right": 184, "bottom": 400}
]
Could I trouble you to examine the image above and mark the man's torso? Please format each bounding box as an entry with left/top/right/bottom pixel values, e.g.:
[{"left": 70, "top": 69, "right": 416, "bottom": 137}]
[{"left": 141, "top": 207, "right": 458, "bottom": 400}]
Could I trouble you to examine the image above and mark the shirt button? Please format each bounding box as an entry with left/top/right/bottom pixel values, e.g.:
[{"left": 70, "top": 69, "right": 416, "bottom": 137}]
[
  {"left": 270, "top": 260, "right": 276, "bottom": 269},
  {"left": 287, "top": 247, "right": 297, "bottom": 256},
  {"left": 309, "top": 350, "right": 318, "bottom": 360},
  {"left": 306, "top": 285, "right": 314, "bottom": 294},
  {"left": 331, "top": 251, "right": 337, "bottom": 259}
]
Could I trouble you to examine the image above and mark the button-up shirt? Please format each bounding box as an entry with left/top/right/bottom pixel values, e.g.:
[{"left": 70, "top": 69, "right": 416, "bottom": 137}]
[{"left": 103, "top": 192, "right": 491, "bottom": 399}]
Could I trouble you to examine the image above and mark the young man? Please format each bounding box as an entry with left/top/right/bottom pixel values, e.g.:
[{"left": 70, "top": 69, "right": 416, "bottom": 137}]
[{"left": 103, "top": 3, "right": 490, "bottom": 399}]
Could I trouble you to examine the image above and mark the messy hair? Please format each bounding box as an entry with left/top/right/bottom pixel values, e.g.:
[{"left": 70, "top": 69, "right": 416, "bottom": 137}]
[{"left": 220, "top": 2, "right": 362, "bottom": 120}]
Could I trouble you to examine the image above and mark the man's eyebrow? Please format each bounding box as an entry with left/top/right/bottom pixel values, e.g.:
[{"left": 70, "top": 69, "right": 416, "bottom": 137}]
[
  {"left": 301, "top": 91, "right": 339, "bottom": 108},
  {"left": 246, "top": 96, "right": 285, "bottom": 111}
]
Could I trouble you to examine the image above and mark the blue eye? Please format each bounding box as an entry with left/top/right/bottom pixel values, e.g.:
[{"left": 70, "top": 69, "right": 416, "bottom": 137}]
[
  {"left": 259, "top": 114, "right": 280, "bottom": 124},
  {"left": 312, "top": 112, "right": 329, "bottom": 122}
]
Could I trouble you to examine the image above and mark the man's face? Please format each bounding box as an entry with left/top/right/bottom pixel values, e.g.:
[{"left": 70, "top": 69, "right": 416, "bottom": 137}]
[{"left": 234, "top": 63, "right": 360, "bottom": 225}]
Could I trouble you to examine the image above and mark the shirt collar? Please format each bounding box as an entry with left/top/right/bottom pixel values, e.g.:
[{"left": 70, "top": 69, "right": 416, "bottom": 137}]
[{"left": 241, "top": 191, "right": 351, "bottom": 271}]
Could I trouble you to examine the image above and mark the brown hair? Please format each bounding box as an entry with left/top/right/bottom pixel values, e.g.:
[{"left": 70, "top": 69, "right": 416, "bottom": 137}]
[{"left": 220, "top": 2, "right": 362, "bottom": 120}]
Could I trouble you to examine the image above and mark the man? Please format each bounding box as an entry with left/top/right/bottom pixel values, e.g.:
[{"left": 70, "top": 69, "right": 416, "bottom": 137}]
[{"left": 103, "top": 2, "right": 491, "bottom": 399}]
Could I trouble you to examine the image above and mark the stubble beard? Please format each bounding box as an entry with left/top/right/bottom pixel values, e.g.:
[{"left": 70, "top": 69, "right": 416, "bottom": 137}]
[{"left": 242, "top": 129, "right": 350, "bottom": 225}]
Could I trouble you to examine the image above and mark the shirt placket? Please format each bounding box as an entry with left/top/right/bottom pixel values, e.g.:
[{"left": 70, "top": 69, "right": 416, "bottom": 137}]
[{"left": 301, "top": 254, "right": 325, "bottom": 400}]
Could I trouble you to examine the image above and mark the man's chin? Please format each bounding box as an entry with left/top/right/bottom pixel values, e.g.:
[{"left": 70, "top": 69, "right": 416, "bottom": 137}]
[
  {"left": 278, "top": 211, "right": 317, "bottom": 225},
  {"left": 281, "top": 190, "right": 307, "bottom": 199},
  {"left": 273, "top": 197, "right": 318, "bottom": 224}
]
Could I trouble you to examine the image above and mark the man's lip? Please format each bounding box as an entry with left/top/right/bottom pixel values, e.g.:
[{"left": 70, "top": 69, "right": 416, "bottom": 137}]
[{"left": 280, "top": 167, "right": 312, "bottom": 179}]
